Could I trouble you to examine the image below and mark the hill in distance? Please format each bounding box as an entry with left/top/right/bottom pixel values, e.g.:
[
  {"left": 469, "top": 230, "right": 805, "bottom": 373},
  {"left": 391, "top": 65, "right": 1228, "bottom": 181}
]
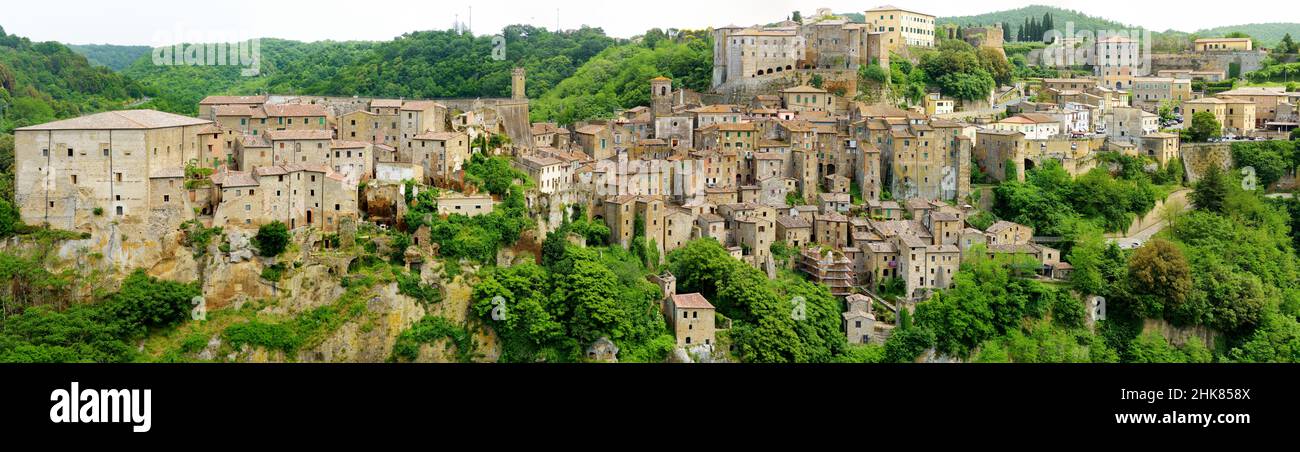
[
  {"left": 940, "top": 4, "right": 1300, "bottom": 47},
  {"left": 68, "top": 44, "right": 152, "bottom": 71},
  {"left": 939, "top": 4, "right": 1130, "bottom": 32},
  {"left": 1194, "top": 23, "right": 1300, "bottom": 47}
]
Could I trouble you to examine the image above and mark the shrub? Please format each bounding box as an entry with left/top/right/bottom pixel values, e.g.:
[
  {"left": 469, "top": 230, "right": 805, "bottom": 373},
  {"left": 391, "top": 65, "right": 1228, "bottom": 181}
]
[{"left": 254, "top": 221, "right": 290, "bottom": 257}]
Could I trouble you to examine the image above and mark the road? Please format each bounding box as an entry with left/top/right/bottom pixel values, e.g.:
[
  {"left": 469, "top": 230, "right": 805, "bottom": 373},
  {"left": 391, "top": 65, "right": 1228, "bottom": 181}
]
[{"left": 1106, "top": 188, "right": 1192, "bottom": 250}]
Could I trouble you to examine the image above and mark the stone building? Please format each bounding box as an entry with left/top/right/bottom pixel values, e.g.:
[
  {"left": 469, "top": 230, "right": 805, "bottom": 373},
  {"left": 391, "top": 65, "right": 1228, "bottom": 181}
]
[
  {"left": 436, "top": 192, "right": 495, "bottom": 217},
  {"left": 412, "top": 131, "right": 470, "bottom": 185},
  {"left": 666, "top": 293, "right": 716, "bottom": 348},
  {"left": 1184, "top": 97, "right": 1257, "bottom": 135},
  {"left": 1130, "top": 77, "right": 1192, "bottom": 112},
  {"left": 776, "top": 215, "right": 812, "bottom": 249},
  {"left": 14, "top": 110, "right": 212, "bottom": 230},
  {"left": 781, "top": 85, "right": 835, "bottom": 115},
  {"left": 574, "top": 124, "right": 614, "bottom": 160},
  {"left": 211, "top": 164, "right": 357, "bottom": 232},
  {"left": 397, "top": 101, "right": 448, "bottom": 158},
  {"left": 864, "top": 5, "right": 936, "bottom": 50},
  {"left": 798, "top": 247, "right": 854, "bottom": 297},
  {"left": 843, "top": 293, "right": 877, "bottom": 344},
  {"left": 1194, "top": 38, "right": 1251, "bottom": 52},
  {"left": 985, "top": 221, "right": 1033, "bottom": 245},
  {"left": 198, "top": 95, "right": 268, "bottom": 120}
]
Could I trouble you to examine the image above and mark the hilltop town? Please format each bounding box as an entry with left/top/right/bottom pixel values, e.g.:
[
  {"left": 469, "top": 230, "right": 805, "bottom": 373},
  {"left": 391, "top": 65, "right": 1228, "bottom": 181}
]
[{"left": 3, "top": 4, "right": 1300, "bottom": 364}]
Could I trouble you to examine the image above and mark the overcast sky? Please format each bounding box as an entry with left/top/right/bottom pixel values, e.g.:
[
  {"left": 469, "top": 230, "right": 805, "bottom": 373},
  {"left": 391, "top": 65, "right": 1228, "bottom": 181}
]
[{"left": 3, "top": 0, "right": 1298, "bottom": 45}]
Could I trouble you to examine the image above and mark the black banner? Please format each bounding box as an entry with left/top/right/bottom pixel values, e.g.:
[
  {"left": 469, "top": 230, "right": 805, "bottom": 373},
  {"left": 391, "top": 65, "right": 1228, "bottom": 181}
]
[{"left": 0, "top": 363, "right": 1291, "bottom": 441}]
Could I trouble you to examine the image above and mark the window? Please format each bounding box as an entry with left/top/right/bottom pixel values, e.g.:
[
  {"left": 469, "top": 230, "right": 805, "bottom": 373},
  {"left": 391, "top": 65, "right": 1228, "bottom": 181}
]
[
  {"left": 163, "top": 195, "right": 170, "bottom": 202},
  {"left": 103, "top": 149, "right": 110, "bottom": 157},
  {"left": 67, "top": 148, "right": 74, "bottom": 157},
  {"left": 115, "top": 206, "right": 123, "bottom": 216}
]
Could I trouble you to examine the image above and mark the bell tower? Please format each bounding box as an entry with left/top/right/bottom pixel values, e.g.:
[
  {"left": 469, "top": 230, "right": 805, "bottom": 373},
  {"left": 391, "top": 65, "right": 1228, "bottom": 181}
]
[
  {"left": 650, "top": 76, "right": 672, "bottom": 116},
  {"left": 511, "top": 67, "right": 526, "bottom": 100}
]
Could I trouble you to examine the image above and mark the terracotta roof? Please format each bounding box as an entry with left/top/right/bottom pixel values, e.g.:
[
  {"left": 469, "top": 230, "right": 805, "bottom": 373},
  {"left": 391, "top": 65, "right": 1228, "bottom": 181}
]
[
  {"left": 199, "top": 95, "right": 266, "bottom": 105},
  {"left": 777, "top": 216, "right": 811, "bottom": 228},
  {"left": 986, "top": 220, "right": 1026, "bottom": 233},
  {"left": 780, "top": 120, "right": 815, "bottom": 132},
  {"left": 781, "top": 85, "right": 827, "bottom": 94},
  {"left": 213, "top": 105, "right": 258, "bottom": 117},
  {"left": 218, "top": 171, "right": 258, "bottom": 187},
  {"left": 531, "top": 122, "right": 561, "bottom": 135},
  {"left": 369, "top": 99, "right": 404, "bottom": 108},
  {"left": 17, "top": 110, "right": 211, "bottom": 131},
  {"left": 930, "top": 211, "right": 960, "bottom": 222},
  {"left": 670, "top": 293, "right": 715, "bottom": 310},
  {"left": 330, "top": 140, "right": 371, "bottom": 149},
  {"left": 575, "top": 125, "right": 606, "bottom": 135},
  {"left": 697, "top": 213, "right": 725, "bottom": 223},
  {"left": 400, "top": 100, "right": 445, "bottom": 111},
  {"left": 1219, "top": 87, "right": 1288, "bottom": 97},
  {"left": 254, "top": 166, "right": 288, "bottom": 177}
]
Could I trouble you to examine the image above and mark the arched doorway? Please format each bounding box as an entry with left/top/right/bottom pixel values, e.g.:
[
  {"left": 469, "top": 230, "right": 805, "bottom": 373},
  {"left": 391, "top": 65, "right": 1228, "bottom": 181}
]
[
  {"left": 306, "top": 210, "right": 313, "bottom": 225},
  {"left": 1024, "top": 158, "right": 1036, "bottom": 173}
]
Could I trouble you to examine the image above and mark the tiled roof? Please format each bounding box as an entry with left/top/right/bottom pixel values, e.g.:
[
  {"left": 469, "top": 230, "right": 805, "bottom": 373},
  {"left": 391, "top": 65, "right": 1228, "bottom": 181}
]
[
  {"left": 199, "top": 95, "right": 266, "bottom": 105},
  {"left": 17, "top": 110, "right": 211, "bottom": 131},
  {"left": 671, "top": 293, "right": 715, "bottom": 310}
]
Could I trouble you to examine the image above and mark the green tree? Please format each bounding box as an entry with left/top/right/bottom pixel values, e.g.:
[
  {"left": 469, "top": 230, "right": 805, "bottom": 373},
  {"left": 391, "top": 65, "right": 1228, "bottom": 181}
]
[
  {"left": 253, "top": 221, "right": 291, "bottom": 257},
  {"left": 1128, "top": 239, "right": 1193, "bottom": 315},
  {"left": 0, "top": 198, "right": 21, "bottom": 239},
  {"left": 1280, "top": 33, "right": 1297, "bottom": 54},
  {"left": 1192, "top": 165, "right": 1229, "bottom": 213},
  {"left": 1185, "top": 111, "right": 1222, "bottom": 142}
]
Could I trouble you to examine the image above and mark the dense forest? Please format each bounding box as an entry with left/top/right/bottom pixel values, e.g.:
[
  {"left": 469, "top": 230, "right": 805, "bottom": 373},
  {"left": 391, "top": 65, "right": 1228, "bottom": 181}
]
[
  {"left": 941, "top": 5, "right": 1299, "bottom": 48},
  {"left": 121, "top": 25, "right": 620, "bottom": 116},
  {"left": 528, "top": 28, "right": 712, "bottom": 124},
  {"left": 68, "top": 44, "right": 152, "bottom": 71}
]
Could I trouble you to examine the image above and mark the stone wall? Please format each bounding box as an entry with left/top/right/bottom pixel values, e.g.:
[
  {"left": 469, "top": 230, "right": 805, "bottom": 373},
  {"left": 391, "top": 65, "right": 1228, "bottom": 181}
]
[
  {"left": 1149, "top": 51, "right": 1268, "bottom": 75},
  {"left": 1180, "top": 142, "right": 1233, "bottom": 184},
  {"left": 712, "top": 69, "right": 858, "bottom": 103}
]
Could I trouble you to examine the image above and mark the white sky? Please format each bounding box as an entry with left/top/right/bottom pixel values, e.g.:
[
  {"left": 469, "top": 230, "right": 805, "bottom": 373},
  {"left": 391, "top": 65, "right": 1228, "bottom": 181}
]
[{"left": 3, "top": 0, "right": 1298, "bottom": 46}]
